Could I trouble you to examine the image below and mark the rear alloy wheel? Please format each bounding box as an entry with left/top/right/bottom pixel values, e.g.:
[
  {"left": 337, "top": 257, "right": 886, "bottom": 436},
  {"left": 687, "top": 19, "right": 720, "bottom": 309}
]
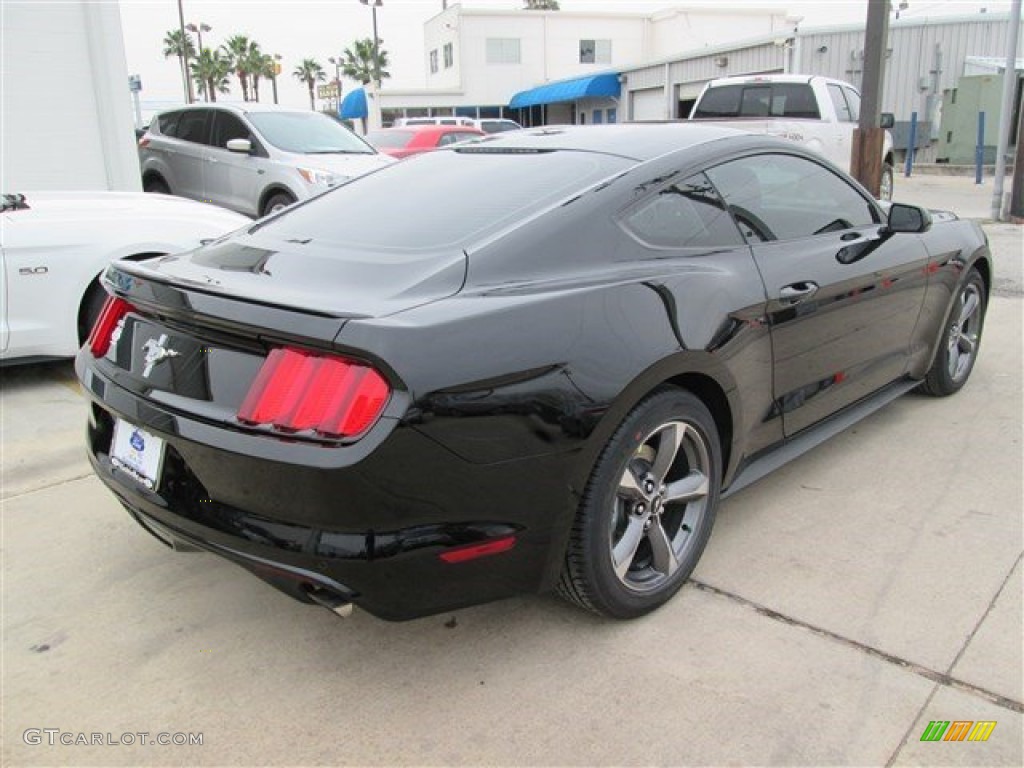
[
  {"left": 262, "top": 192, "right": 295, "bottom": 217},
  {"left": 919, "top": 268, "right": 986, "bottom": 396},
  {"left": 559, "top": 389, "right": 721, "bottom": 619}
]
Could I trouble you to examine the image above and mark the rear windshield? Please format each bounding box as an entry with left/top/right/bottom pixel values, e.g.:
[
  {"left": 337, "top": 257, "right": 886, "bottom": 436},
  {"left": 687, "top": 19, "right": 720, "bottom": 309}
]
[
  {"left": 693, "top": 83, "right": 820, "bottom": 119},
  {"left": 257, "top": 148, "right": 630, "bottom": 250},
  {"left": 366, "top": 130, "right": 414, "bottom": 148},
  {"left": 247, "top": 112, "right": 376, "bottom": 154}
]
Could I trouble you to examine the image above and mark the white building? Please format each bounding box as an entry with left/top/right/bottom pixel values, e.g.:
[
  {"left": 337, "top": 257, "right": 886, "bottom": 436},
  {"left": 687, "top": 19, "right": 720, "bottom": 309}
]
[
  {"left": 1, "top": 1, "right": 140, "bottom": 191},
  {"left": 378, "top": 3, "right": 794, "bottom": 126}
]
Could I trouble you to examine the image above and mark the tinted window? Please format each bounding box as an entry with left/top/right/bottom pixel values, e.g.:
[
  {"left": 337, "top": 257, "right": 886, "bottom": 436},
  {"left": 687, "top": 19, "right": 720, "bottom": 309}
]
[
  {"left": 246, "top": 112, "right": 375, "bottom": 154},
  {"left": 622, "top": 173, "right": 744, "bottom": 249},
  {"left": 176, "top": 111, "right": 209, "bottom": 144},
  {"left": 828, "top": 84, "right": 853, "bottom": 122},
  {"left": 842, "top": 87, "right": 861, "bottom": 121},
  {"left": 366, "top": 130, "right": 414, "bottom": 148},
  {"left": 211, "top": 111, "right": 251, "bottom": 148},
  {"left": 260, "top": 149, "right": 630, "bottom": 250},
  {"left": 706, "top": 154, "right": 878, "bottom": 242},
  {"left": 436, "top": 132, "right": 481, "bottom": 146},
  {"left": 694, "top": 83, "right": 820, "bottom": 119},
  {"left": 157, "top": 111, "right": 181, "bottom": 137},
  {"left": 694, "top": 85, "right": 742, "bottom": 118}
]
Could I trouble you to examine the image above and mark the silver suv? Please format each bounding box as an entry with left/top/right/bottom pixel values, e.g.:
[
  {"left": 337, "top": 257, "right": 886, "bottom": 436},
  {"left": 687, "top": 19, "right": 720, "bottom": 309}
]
[{"left": 139, "top": 104, "right": 393, "bottom": 218}]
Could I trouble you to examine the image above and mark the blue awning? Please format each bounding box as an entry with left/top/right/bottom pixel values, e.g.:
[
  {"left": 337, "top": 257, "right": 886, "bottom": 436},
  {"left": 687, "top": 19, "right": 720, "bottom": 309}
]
[
  {"left": 508, "top": 73, "right": 621, "bottom": 109},
  {"left": 340, "top": 88, "right": 367, "bottom": 119}
]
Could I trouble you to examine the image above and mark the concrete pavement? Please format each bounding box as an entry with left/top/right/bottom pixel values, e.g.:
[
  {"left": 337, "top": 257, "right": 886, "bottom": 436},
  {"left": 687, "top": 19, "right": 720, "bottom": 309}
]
[{"left": 2, "top": 176, "right": 1021, "bottom": 766}]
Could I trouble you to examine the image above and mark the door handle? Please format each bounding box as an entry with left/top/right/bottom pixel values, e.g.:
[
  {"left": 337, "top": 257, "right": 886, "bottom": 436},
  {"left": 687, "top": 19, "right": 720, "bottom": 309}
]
[{"left": 779, "top": 281, "right": 819, "bottom": 304}]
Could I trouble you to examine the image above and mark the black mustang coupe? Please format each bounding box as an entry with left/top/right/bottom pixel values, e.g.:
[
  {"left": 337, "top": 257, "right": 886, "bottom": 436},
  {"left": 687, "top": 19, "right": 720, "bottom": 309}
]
[{"left": 78, "top": 125, "right": 989, "bottom": 621}]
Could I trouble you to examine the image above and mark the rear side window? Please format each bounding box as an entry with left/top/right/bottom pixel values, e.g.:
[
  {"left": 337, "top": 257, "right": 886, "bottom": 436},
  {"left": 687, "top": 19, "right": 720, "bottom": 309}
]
[
  {"left": 621, "top": 173, "right": 744, "bottom": 249},
  {"left": 828, "top": 84, "right": 854, "bottom": 122},
  {"left": 176, "top": 110, "right": 210, "bottom": 144},
  {"left": 261, "top": 149, "right": 631, "bottom": 250},
  {"left": 842, "top": 87, "right": 861, "bottom": 121},
  {"left": 157, "top": 111, "right": 181, "bottom": 137}
]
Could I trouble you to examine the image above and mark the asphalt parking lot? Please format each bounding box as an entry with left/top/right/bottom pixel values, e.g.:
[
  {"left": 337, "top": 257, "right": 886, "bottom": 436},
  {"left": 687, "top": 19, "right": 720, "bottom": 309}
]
[{"left": 2, "top": 174, "right": 1021, "bottom": 766}]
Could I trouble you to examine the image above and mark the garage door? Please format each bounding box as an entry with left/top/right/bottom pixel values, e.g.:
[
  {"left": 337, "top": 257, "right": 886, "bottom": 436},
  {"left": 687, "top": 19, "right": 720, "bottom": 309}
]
[{"left": 630, "top": 88, "right": 665, "bottom": 122}]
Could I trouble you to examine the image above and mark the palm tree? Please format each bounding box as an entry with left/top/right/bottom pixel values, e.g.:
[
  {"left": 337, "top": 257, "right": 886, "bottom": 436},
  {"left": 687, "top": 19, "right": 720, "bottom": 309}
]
[
  {"left": 341, "top": 39, "right": 391, "bottom": 85},
  {"left": 191, "top": 48, "right": 232, "bottom": 102},
  {"left": 251, "top": 52, "right": 276, "bottom": 103},
  {"left": 162, "top": 29, "right": 196, "bottom": 101},
  {"left": 293, "top": 58, "right": 326, "bottom": 110},
  {"left": 221, "top": 35, "right": 254, "bottom": 101}
]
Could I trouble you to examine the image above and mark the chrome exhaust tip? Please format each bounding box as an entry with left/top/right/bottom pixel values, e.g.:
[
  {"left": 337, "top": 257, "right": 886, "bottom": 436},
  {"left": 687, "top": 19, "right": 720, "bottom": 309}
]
[{"left": 306, "top": 586, "right": 354, "bottom": 618}]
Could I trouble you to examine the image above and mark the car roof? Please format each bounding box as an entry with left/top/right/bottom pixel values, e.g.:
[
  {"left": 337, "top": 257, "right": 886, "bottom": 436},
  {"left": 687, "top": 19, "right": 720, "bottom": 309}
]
[
  {"left": 380, "top": 124, "right": 485, "bottom": 134},
  {"left": 156, "top": 103, "right": 319, "bottom": 117},
  {"left": 473, "top": 123, "right": 751, "bottom": 162}
]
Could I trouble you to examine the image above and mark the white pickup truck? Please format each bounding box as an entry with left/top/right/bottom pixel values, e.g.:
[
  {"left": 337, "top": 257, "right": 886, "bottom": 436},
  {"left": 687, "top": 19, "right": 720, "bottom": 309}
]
[{"left": 689, "top": 74, "right": 895, "bottom": 200}]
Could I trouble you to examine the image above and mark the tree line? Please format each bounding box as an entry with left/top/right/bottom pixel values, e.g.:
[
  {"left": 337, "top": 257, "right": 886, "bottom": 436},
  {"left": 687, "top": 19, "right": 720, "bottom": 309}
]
[{"left": 162, "top": 29, "right": 391, "bottom": 110}]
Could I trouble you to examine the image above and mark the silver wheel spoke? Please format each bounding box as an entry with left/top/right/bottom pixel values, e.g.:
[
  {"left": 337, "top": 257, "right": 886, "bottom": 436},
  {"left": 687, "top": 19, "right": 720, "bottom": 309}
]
[
  {"left": 958, "top": 334, "right": 977, "bottom": 356},
  {"left": 618, "top": 468, "right": 645, "bottom": 500},
  {"left": 665, "top": 470, "right": 709, "bottom": 503},
  {"left": 650, "top": 423, "right": 685, "bottom": 484},
  {"left": 613, "top": 515, "right": 647, "bottom": 579},
  {"left": 647, "top": 522, "right": 679, "bottom": 578},
  {"left": 958, "top": 292, "right": 979, "bottom": 327}
]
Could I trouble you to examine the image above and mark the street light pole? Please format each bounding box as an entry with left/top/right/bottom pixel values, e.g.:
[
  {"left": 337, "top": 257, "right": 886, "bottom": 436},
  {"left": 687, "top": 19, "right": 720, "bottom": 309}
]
[
  {"left": 185, "top": 22, "right": 213, "bottom": 101},
  {"left": 359, "top": 0, "right": 383, "bottom": 89},
  {"left": 328, "top": 56, "right": 343, "bottom": 112},
  {"left": 271, "top": 54, "right": 282, "bottom": 105},
  {"left": 175, "top": 0, "right": 194, "bottom": 103}
]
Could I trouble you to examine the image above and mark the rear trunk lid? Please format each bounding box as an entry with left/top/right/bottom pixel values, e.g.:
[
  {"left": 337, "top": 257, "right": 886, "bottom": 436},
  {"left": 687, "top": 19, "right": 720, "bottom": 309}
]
[{"left": 126, "top": 228, "right": 467, "bottom": 319}]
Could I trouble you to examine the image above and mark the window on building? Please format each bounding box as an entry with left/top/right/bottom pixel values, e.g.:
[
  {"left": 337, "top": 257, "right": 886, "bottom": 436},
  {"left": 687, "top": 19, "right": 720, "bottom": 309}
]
[
  {"left": 429, "top": 49, "right": 438, "bottom": 74},
  {"left": 443, "top": 42, "right": 454, "bottom": 68},
  {"left": 486, "top": 38, "right": 521, "bottom": 65},
  {"left": 579, "top": 39, "right": 611, "bottom": 64}
]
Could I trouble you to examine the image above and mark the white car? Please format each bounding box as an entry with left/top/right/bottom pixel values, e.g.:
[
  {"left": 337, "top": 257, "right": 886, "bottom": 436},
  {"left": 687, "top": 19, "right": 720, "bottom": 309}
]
[{"left": 1, "top": 191, "right": 249, "bottom": 363}]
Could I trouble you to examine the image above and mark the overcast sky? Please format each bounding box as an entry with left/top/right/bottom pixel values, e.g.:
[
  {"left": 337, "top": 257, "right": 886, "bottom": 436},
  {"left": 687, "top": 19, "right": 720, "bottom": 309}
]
[{"left": 118, "top": 0, "right": 1013, "bottom": 112}]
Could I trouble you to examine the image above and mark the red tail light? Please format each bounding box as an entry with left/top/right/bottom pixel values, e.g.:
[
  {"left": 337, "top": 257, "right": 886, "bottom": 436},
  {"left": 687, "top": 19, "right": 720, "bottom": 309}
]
[
  {"left": 138, "top": 137, "right": 150, "bottom": 148},
  {"left": 238, "top": 348, "right": 390, "bottom": 438},
  {"left": 88, "top": 296, "right": 134, "bottom": 357}
]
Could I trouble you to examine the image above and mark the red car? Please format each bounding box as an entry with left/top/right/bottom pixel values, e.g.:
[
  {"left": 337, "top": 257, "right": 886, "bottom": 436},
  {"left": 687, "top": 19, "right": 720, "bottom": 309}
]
[{"left": 367, "top": 125, "right": 486, "bottom": 159}]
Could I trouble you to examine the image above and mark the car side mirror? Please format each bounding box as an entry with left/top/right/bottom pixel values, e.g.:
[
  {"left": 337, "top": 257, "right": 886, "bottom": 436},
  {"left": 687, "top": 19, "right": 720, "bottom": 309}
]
[
  {"left": 880, "top": 112, "right": 895, "bottom": 129},
  {"left": 886, "top": 203, "right": 932, "bottom": 233},
  {"left": 226, "top": 138, "right": 252, "bottom": 154}
]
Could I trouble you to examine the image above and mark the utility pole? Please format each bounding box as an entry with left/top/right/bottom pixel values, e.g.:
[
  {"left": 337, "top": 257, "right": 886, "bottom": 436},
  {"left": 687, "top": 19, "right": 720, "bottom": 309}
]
[
  {"left": 851, "top": 0, "right": 889, "bottom": 197},
  {"left": 991, "top": 0, "right": 1021, "bottom": 220},
  {"left": 176, "top": 0, "right": 194, "bottom": 103}
]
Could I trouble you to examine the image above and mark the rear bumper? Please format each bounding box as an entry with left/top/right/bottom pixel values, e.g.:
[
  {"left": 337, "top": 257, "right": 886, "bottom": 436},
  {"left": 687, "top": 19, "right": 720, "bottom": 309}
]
[{"left": 80, "top": 360, "right": 578, "bottom": 621}]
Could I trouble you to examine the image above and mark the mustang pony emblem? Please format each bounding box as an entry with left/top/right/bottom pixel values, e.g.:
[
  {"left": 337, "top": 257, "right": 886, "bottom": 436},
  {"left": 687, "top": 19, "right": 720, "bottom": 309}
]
[{"left": 141, "top": 334, "right": 179, "bottom": 378}]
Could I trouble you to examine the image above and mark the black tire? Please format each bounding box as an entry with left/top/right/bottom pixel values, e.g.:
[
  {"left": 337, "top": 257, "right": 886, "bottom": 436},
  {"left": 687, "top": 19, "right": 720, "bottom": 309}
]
[
  {"left": 559, "top": 388, "right": 722, "bottom": 619},
  {"left": 143, "top": 176, "right": 170, "bottom": 195},
  {"left": 262, "top": 192, "right": 295, "bottom": 217},
  {"left": 78, "top": 282, "right": 108, "bottom": 344},
  {"left": 919, "top": 268, "right": 986, "bottom": 397},
  {"left": 879, "top": 162, "right": 894, "bottom": 201}
]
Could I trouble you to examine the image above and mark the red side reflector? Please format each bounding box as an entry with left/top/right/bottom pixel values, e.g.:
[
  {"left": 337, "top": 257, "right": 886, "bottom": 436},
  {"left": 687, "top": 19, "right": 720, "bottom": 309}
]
[
  {"left": 88, "top": 296, "right": 133, "bottom": 357},
  {"left": 439, "top": 536, "right": 517, "bottom": 564},
  {"left": 238, "top": 348, "right": 391, "bottom": 438}
]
